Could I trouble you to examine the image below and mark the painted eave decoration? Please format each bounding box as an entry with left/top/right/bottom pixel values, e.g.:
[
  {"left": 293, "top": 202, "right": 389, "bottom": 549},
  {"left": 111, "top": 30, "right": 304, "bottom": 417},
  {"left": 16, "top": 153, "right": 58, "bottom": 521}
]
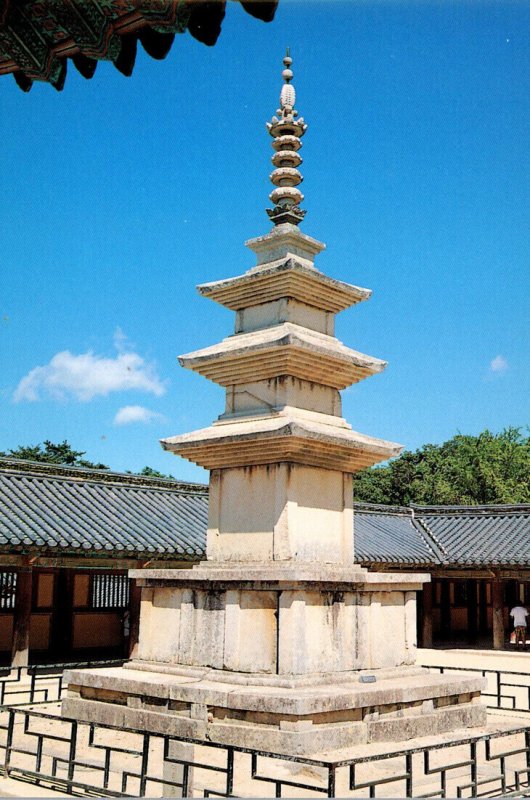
[{"left": 0, "top": 0, "right": 278, "bottom": 91}]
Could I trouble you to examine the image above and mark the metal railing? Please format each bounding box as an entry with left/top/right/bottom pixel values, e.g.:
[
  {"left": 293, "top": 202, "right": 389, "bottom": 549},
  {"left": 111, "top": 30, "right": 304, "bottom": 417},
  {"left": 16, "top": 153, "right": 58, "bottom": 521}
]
[
  {"left": 430, "top": 665, "right": 530, "bottom": 715},
  {"left": 1, "top": 662, "right": 529, "bottom": 796},
  {"left": 0, "top": 705, "right": 529, "bottom": 797},
  {"left": 0, "top": 660, "right": 125, "bottom": 707}
]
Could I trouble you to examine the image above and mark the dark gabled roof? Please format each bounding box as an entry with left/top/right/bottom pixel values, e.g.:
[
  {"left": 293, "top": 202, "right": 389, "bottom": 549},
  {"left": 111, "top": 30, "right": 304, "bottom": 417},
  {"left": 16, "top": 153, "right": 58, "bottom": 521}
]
[
  {"left": 354, "top": 502, "right": 530, "bottom": 568},
  {"left": 0, "top": 460, "right": 528, "bottom": 568},
  {"left": 413, "top": 505, "right": 530, "bottom": 567},
  {"left": 0, "top": 459, "right": 208, "bottom": 559},
  {"left": 353, "top": 506, "right": 440, "bottom": 566}
]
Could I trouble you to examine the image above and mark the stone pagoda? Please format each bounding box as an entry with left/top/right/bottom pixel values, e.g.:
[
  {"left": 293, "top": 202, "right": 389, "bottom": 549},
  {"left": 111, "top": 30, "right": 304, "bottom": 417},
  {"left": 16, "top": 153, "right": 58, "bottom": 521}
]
[{"left": 64, "top": 53, "right": 485, "bottom": 756}]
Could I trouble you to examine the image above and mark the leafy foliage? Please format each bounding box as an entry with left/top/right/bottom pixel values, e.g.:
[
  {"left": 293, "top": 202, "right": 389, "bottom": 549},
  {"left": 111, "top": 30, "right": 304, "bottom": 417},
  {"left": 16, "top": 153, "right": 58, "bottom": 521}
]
[
  {"left": 0, "top": 440, "right": 108, "bottom": 470},
  {"left": 3, "top": 430, "right": 528, "bottom": 504},
  {"left": 135, "top": 466, "right": 176, "bottom": 480},
  {"left": 353, "top": 428, "right": 530, "bottom": 506}
]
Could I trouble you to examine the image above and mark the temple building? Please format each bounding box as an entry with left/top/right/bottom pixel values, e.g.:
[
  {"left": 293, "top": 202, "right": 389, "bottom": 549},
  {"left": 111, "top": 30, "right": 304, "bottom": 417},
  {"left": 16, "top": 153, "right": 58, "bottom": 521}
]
[
  {"left": 1, "top": 457, "right": 528, "bottom": 670},
  {"left": 0, "top": 457, "right": 207, "bottom": 669},
  {"left": 354, "top": 502, "right": 530, "bottom": 650}
]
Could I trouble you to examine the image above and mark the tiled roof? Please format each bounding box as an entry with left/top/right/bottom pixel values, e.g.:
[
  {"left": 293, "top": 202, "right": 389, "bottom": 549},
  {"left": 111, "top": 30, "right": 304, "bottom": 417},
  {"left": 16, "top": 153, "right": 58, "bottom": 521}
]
[
  {"left": 0, "top": 1, "right": 278, "bottom": 92},
  {"left": 353, "top": 507, "right": 440, "bottom": 565},
  {"left": 354, "top": 503, "right": 530, "bottom": 568},
  {"left": 0, "top": 460, "right": 528, "bottom": 567},
  {"left": 0, "top": 459, "right": 207, "bottom": 559},
  {"left": 413, "top": 506, "right": 530, "bottom": 567}
]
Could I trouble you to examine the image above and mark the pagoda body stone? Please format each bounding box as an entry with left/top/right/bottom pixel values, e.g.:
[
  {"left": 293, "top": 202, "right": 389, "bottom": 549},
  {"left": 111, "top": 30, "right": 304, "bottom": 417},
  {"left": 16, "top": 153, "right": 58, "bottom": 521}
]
[{"left": 64, "top": 53, "right": 486, "bottom": 757}]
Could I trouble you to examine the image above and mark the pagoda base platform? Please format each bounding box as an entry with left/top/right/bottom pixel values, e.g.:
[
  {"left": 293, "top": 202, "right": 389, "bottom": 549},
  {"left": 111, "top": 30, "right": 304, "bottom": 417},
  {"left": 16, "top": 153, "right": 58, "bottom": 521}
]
[
  {"left": 63, "top": 563, "right": 486, "bottom": 754},
  {"left": 63, "top": 663, "right": 486, "bottom": 756}
]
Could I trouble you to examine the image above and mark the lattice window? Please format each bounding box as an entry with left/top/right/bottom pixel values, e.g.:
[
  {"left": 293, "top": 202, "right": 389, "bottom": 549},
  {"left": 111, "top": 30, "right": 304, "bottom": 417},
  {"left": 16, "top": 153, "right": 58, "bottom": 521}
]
[
  {"left": 90, "top": 573, "right": 129, "bottom": 610},
  {"left": 0, "top": 571, "right": 17, "bottom": 610}
]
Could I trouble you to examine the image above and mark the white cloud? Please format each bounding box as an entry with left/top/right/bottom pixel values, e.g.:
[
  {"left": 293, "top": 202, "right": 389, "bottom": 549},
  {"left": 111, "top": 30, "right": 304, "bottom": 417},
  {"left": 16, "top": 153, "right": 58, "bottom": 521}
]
[
  {"left": 489, "top": 355, "right": 509, "bottom": 375},
  {"left": 14, "top": 334, "right": 166, "bottom": 402},
  {"left": 114, "top": 405, "right": 165, "bottom": 426}
]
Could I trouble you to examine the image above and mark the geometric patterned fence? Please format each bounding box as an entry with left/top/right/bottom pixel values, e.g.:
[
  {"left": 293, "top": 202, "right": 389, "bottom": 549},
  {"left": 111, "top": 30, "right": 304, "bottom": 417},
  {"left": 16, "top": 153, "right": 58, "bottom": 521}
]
[
  {"left": 430, "top": 665, "right": 530, "bottom": 715},
  {"left": 0, "top": 661, "right": 124, "bottom": 707},
  {"left": 1, "top": 705, "right": 530, "bottom": 798}
]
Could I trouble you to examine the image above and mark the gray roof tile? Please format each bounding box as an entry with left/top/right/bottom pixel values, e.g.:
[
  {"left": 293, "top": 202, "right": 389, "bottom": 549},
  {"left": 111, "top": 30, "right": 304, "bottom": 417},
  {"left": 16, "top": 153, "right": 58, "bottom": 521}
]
[
  {"left": 0, "top": 461, "right": 528, "bottom": 568},
  {"left": 415, "top": 509, "right": 530, "bottom": 566},
  {"left": 354, "top": 509, "right": 438, "bottom": 565},
  {"left": 354, "top": 504, "right": 529, "bottom": 567},
  {"left": 0, "top": 461, "right": 208, "bottom": 559}
]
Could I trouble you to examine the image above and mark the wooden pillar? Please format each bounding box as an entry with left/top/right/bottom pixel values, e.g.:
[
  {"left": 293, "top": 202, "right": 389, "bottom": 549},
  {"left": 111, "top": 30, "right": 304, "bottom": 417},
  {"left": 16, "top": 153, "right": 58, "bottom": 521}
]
[
  {"left": 421, "top": 581, "right": 433, "bottom": 648},
  {"left": 478, "top": 580, "right": 488, "bottom": 635},
  {"left": 51, "top": 568, "right": 73, "bottom": 660},
  {"left": 440, "top": 580, "right": 451, "bottom": 640},
  {"left": 11, "top": 567, "right": 33, "bottom": 669},
  {"left": 466, "top": 579, "right": 478, "bottom": 645},
  {"left": 492, "top": 577, "right": 505, "bottom": 650},
  {"left": 128, "top": 578, "right": 142, "bottom": 659}
]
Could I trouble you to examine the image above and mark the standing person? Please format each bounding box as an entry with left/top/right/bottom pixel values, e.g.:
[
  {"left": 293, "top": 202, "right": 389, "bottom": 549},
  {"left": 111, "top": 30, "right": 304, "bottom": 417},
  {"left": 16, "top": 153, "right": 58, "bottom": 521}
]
[{"left": 510, "top": 603, "right": 528, "bottom": 650}]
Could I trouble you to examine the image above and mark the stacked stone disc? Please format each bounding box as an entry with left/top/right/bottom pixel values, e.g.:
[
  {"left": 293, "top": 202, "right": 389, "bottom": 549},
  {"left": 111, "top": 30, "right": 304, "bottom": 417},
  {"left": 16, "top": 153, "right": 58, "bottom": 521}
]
[{"left": 267, "top": 51, "right": 307, "bottom": 226}]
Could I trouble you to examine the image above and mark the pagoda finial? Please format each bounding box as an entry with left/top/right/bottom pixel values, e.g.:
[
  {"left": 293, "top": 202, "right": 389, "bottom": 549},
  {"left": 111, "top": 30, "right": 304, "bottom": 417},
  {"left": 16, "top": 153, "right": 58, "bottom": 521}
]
[{"left": 266, "top": 49, "right": 307, "bottom": 227}]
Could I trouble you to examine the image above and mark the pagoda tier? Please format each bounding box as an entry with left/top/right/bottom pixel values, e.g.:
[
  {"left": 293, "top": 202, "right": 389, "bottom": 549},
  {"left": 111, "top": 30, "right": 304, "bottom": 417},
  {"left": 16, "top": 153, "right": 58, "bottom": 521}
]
[
  {"left": 161, "top": 411, "right": 402, "bottom": 472},
  {"left": 198, "top": 256, "right": 371, "bottom": 314},
  {"left": 198, "top": 225, "right": 371, "bottom": 314},
  {"left": 178, "top": 324, "right": 386, "bottom": 389}
]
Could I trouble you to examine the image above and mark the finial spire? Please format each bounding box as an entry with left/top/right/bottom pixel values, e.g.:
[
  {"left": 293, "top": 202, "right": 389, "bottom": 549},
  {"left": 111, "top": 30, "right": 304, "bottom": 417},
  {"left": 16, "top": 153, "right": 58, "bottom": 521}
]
[{"left": 266, "top": 49, "right": 307, "bottom": 227}]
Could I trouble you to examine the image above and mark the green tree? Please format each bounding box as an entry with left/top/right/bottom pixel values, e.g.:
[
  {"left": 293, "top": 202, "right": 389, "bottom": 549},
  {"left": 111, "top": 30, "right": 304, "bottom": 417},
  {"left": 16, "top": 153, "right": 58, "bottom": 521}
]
[
  {"left": 0, "top": 440, "right": 108, "bottom": 470},
  {"left": 135, "top": 466, "right": 176, "bottom": 480},
  {"left": 353, "top": 428, "right": 530, "bottom": 506}
]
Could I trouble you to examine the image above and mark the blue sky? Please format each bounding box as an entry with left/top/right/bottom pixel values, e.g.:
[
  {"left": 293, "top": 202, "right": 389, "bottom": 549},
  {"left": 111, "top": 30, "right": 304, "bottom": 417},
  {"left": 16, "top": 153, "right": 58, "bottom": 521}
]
[{"left": 1, "top": 1, "right": 528, "bottom": 483}]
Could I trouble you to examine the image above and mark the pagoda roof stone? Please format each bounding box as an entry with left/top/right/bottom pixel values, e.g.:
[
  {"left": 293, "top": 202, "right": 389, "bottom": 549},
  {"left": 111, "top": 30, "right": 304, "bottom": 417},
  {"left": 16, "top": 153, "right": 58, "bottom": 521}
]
[
  {"left": 198, "top": 257, "right": 371, "bottom": 313},
  {"left": 161, "top": 412, "right": 402, "bottom": 472},
  {"left": 178, "top": 322, "right": 386, "bottom": 389}
]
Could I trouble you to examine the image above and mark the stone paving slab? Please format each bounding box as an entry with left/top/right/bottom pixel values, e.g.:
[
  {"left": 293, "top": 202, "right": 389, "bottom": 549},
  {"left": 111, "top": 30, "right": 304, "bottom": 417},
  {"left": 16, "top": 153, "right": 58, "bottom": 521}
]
[{"left": 418, "top": 647, "right": 530, "bottom": 672}]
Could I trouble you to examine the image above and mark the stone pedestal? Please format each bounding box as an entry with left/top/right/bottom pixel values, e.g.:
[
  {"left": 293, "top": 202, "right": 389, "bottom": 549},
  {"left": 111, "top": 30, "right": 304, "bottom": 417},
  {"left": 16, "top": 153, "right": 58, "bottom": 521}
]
[{"left": 64, "top": 564, "right": 486, "bottom": 755}]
